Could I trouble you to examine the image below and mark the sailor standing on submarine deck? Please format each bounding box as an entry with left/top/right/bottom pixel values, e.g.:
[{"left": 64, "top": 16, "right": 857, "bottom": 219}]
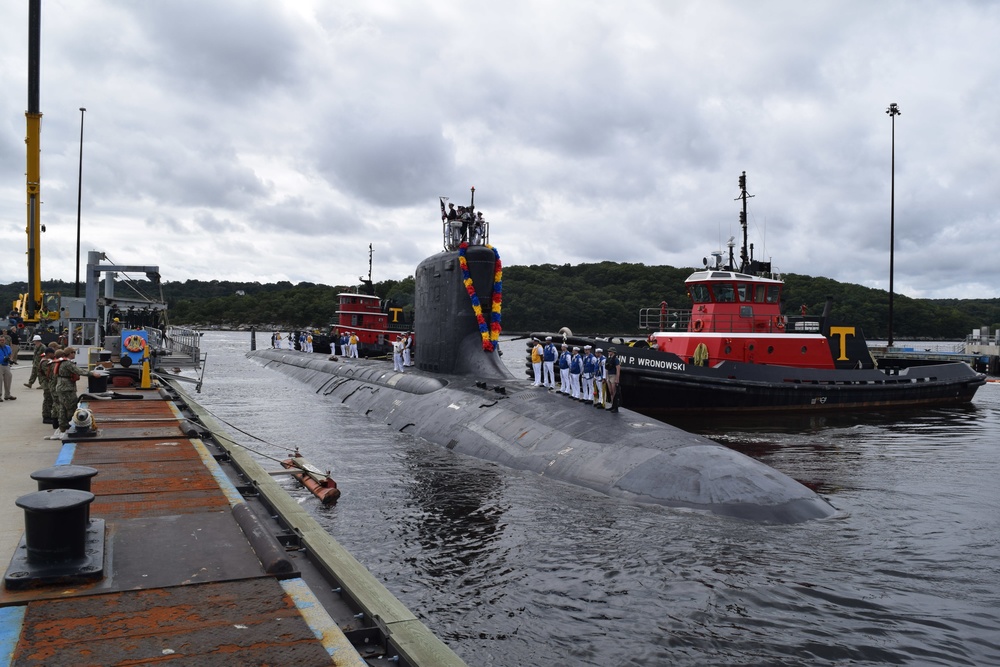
[
  {"left": 569, "top": 346, "right": 583, "bottom": 399},
  {"left": 402, "top": 332, "right": 413, "bottom": 366},
  {"left": 605, "top": 347, "right": 621, "bottom": 413},
  {"left": 392, "top": 335, "right": 405, "bottom": 372},
  {"left": 593, "top": 348, "right": 606, "bottom": 407},
  {"left": 581, "top": 345, "right": 596, "bottom": 403},
  {"left": 558, "top": 343, "right": 571, "bottom": 394},
  {"left": 542, "top": 336, "right": 557, "bottom": 390},
  {"left": 530, "top": 338, "right": 544, "bottom": 387}
]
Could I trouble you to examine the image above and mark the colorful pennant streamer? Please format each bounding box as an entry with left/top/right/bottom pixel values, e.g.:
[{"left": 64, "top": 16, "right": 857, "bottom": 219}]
[{"left": 458, "top": 243, "right": 503, "bottom": 352}]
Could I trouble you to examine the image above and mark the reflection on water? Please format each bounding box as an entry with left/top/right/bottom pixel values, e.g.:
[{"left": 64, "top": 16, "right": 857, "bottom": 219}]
[
  {"left": 405, "top": 451, "right": 507, "bottom": 575},
  {"left": 195, "top": 333, "right": 1000, "bottom": 666},
  {"left": 667, "top": 401, "right": 984, "bottom": 437}
]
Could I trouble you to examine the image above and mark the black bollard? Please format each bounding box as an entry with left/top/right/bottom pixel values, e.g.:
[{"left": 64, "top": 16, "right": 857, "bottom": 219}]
[
  {"left": 5, "top": 487, "right": 106, "bottom": 589},
  {"left": 31, "top": 464, "right": 99, "bottom": 492},
  {"left": 15, "top": 489, "right": 94, "bottom": 564},
  {"left": 30, "top": 465, "right": 99, "bottom": 522},
  {"left": 250, "top": 325, "right": 257, "bottom": 351}
]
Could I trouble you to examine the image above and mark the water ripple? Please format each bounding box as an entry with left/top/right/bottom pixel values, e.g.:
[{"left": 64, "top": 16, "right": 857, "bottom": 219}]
[{"left": 194, "top": 333, "right": 1000, "bottom": 666}]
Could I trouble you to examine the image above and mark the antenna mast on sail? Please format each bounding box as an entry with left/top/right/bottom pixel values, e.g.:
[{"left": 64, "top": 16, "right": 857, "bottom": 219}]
[
  {"left": 736, "top": 171, "right": 755, "bottom": 273},
  {"left": 359, "top": 243, "right": 374, "bottom": 295}
]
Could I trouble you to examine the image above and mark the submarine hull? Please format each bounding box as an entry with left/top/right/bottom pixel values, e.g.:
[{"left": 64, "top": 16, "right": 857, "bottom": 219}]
[{"left": 248, "top": 344, "right": 834, "bottom": 523}]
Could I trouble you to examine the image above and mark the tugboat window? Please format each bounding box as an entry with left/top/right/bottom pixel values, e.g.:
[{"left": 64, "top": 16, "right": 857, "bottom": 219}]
[
  {"left": 713, "top": 284, "right": 735, "bottom": 302},
  {"left": 737, "top": 283, "right": 750, "bottom": 302},
  {"left": 754, "top": 285, "right": 766, "bottom": 302},
  {"left": 690, "top": 284, "right": 711, "bottom": 303},
  {"left": 767, "top": 346, "right": 774, "bottom": 354},
  {"left": 765, "top": 285, "right": 780, "bottom": 303},
  {"left": 801, "top": 346, "right": 808, "bottom": 354}
]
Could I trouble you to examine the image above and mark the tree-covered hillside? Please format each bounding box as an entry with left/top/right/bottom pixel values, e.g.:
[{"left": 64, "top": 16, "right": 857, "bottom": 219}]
[
  {"left": 500, "top": 263, "right": 999, "bottom": 338},
  {"left": 3, "top": 265, "right": 998, "bottom": 338}
]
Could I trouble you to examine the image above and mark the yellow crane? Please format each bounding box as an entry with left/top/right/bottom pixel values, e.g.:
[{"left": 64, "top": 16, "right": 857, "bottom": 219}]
[{"left": 13, "top": 0, "right": 60, "bottom": 328}]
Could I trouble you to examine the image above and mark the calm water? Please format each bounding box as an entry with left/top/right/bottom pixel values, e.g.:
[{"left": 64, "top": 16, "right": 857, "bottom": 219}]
[{"left": 193, "top": 331, "right": 1000, "bottom": 666}]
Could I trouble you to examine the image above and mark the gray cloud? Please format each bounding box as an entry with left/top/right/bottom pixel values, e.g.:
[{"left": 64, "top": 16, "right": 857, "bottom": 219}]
[{"left": 1, "top": 0, "right": 997, "bottom": 301}]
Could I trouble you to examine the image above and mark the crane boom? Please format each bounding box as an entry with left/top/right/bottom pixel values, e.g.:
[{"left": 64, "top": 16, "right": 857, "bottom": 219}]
[
  {"left": 16, "top": 0, "right": 57, "bottom": 326},
  {"left": 25, "top": 0, "right": 42, "bottom": 320}
]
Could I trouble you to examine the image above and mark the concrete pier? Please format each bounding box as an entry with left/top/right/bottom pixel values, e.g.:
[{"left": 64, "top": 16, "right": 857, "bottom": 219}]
[{"left": 0, "top": 364, "right": 465, "bottom": 665}]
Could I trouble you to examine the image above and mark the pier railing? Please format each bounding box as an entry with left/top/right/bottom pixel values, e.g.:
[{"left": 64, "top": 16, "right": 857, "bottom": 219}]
[{"left": 148, "top": 326, "right": 203, "bottom": 368}]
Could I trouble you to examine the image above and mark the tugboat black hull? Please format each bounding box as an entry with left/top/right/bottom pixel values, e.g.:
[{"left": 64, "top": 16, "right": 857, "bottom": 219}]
[{"left": 608, "top": 345, "right": 986, "bottom": 415}]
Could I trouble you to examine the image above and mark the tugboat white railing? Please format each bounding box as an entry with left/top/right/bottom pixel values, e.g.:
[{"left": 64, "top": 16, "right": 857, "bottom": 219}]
[{"left": 638, "top": 306, "right": 797, "bottom": 334}]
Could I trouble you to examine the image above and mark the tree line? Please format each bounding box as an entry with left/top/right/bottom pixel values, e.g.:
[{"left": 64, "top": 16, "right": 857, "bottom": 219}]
[
  {"left": 3, "top": 264, "right": 998, "bottom": 339},
  {"left": 500, "top": 263, "right": 1000, "bottom": 339}
]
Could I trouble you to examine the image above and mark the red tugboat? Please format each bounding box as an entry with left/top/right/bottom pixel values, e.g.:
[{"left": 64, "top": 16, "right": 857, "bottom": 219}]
[
  {"left": 331, "top": 244, "right": 411, "bottom": 357},
  {"left": 543, "top": 172, "right": 987, "bottom": 414}
]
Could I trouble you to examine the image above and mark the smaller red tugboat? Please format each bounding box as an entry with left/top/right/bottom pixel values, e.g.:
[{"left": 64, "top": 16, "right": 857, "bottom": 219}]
[
  {"left": 328, "top": 244, "right": 412, "bottom": 358},
  {"left": 540, "top": 172, "right": 987, "bottom": 415}
]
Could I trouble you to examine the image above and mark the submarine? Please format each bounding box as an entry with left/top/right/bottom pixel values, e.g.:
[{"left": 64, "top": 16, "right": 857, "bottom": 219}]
[{"left": 249, "top": 218, "right": 836, "bottom": 524}]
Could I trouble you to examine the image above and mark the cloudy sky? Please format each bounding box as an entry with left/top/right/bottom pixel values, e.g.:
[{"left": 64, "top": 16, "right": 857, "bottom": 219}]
[{"left": 1, "top": 1, "right": 997, "bottom": 299}]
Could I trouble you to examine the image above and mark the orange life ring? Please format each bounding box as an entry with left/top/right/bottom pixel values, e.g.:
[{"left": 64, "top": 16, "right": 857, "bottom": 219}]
[
  {"left": 693, "top": 319, "right": 704, "bottom": 332},
  {"left": 123, "top": 334, "right": 146, "bottom": 352},
  {"left": 773, "top": 316, "right": 785, "bottom": 330}
]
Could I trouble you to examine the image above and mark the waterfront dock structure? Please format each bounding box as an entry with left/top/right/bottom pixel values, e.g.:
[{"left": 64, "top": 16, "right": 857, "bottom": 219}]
[
  {"left": 871, "top": 331, "right": 1000, "bottom": 376},
  {"left": 0, "top": 369, "right": 465, "bottom": 666}
]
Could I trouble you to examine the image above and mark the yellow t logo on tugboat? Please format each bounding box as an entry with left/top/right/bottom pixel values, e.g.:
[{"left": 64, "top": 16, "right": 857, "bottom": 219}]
[{"left": 828, "top": 326, "right": 857, "bottom": 361}]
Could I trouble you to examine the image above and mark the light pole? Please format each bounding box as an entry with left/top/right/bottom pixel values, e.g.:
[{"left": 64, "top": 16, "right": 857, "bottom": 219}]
[
  {"left": 75, "top": 107, "right": 86, "bottom": 298},
  {"left": 886, "top": 102, "right": 900, "bottom": 347}
]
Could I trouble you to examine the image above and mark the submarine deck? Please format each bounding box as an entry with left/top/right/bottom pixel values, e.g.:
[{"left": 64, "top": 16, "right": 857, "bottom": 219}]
[{"left": 0, "top": 376, "right": 465, "bottom": 666}]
